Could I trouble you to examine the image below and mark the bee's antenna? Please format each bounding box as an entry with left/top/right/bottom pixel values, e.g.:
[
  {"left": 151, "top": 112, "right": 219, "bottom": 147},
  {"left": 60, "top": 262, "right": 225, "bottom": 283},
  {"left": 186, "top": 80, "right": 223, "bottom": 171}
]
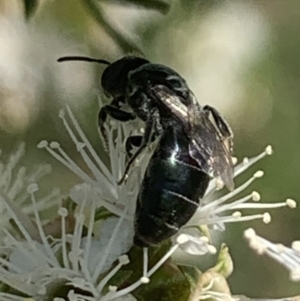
[{"left": 57, "top": 56, "right": 111, "bottom": 65}]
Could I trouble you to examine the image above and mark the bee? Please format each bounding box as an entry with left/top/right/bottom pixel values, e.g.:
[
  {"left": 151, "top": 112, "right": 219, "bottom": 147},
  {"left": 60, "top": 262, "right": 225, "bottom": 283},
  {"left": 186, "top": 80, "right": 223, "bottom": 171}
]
[{"left": 58, "top": 55, "right": 234, "bottom": 247}]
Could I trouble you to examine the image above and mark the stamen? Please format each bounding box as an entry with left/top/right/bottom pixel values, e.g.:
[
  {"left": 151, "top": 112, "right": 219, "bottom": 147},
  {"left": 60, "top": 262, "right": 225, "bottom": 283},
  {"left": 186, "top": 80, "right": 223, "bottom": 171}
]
[
  {"left": 1, "top": 143, "right": 25, "bottom": 192},
  {"left": 96, "top": 255, "right": 130, "bottom": 292},
  {"left": 234, "top": 146, "right": 272, "bottom": 177},
  {"left": 51, "top": 141, "right": 98, "bottom": 186},
  {"left": 28, "top": 184, "right": 59, "bottom": 267},
  {"left": 92, "top": 206, "right": 129, "bottom": 281},
  {"left": 83, "top": 201, "right": 96, "bottom": 268},
  {"left": 231, "top": 157, "right": 238, "bottom": 165},
  {"left": 0, "top": 254, "right": 23, "bottom": 273},
  {"left": 286, "top": 198, "right": 297, "bottom": 208},
  {"left": 65, "top": 106, "right": 113, "bottom": 181},
  {"left": 39, "top": 141, "right": 96, "bottom": 186},
  {"left": 4, "top": 228, "right": 55, "bottom": 277},
  {"left": 143, "top": 247, "right": 149, "bottom": 282},
  {"left": 200, "top": 211, "right": 271, "bottom": 225},
  {"left": 7, "top": 166, "right": 26, "bottom": 199},
  {"left": 54, "top": 140, "right": 112, "bottom": 190},
  {"left": 233, "top": 198, "right": 297, "bottom": 210},
  {"left": 292, "top": 241, "right": 300, "bottom": 252},
  {"left": 0, "top": 189, "right": 39, "bottom": 241},
  {"left": 77, "top": 257, "right": 99, "bottom": 298},
  {"left": 109, "top": 286, "right": 118, "bottom": 292},
  {"left": 245, "top": 228, "right": 300, "bottom": 282},
  {"left": 58, "top": 207, "right": 70, "bottom": 269},
  {"left": 177, "top": 234, "right": 190, "bottom": 245},
  {"left": 70, "top": 206, "right": 86, "bottom": 272},
  {"left": 205, "top": 147, "right": 270, "bottom": 196},
  {"left": 210, "top": 194, "right": 253, "bottom": 215},
  {"left": 252, "top": 191, "right": 260, "bottom": 201},
  {"left": 24, "top": 188, "right": 62, "bottom": 212},
  {"left": 263, "top": 212, "right": 271, "bottom": 224},
  {"left": 203, "top": 171, "right": 263, "bottom": 209},
  {"left": 103, "top": 243, "right": 180, "bottom": 301}
]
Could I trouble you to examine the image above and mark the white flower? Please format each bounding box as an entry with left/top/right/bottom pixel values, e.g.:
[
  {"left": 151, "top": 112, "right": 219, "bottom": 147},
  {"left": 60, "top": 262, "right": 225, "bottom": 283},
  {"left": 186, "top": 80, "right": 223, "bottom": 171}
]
[
  {"left": 0, "top": 107, "right": 184, "bottom": 300},
  {"left": 0, "top": 106, "right": 296, "bottom": 300},
  {"left": 41, "top": 107, "right": 296, "bottom": 252},
  {"left": 37, "top": 106, "right": 144, "bottom": 218},
  {"left": 176, "top": 146, "right": 296, "bottom": 255},
  {"left": 0, "top": 181, "right": 138, "bottom": 300},
  {"left": 0, "top": 143, "right": 62, "bottom": 240},
  {"left": 174, "top": 230, "right": 217, "bottom": 255},
  {"left": 244, "top": 228, "right": 300, "bottom": 282}
]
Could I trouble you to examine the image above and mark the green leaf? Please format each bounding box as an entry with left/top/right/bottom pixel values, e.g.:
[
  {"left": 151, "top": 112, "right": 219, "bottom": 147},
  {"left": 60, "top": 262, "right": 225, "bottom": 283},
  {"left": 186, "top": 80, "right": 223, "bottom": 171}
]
[
  {"left": 108, "top": 241, "right": 193, "bottom": 301},
  {"left": 81, "top": 0, "right": 144, "bottom": 54},
  {"left": 179, "top": 265, "right": 202, "bottom": 290},
  {"left": 23, "top": 0, "right": 39, "bottom": 19},
  {"left": 116, "top": 240, "right": 173, "bottom": 285},
  {"left": 211, "top": 243, "right": 234, "bottom": 278},
  {"left": 106, "top": 0, "right": 171, "bottom": 15},
  {"left": 104, "top": 269, "right": 134, "bottom": 293},
  {"left": 95, "top": 206, "right": 115, "bottom": 220},
  {"left": 134, "top": 262, "right": 191, "bottom": 301}
]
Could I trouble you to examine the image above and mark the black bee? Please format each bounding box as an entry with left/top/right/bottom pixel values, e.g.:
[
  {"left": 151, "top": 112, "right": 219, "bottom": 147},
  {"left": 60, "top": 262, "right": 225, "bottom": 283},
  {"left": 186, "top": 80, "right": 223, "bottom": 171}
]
[{"left": 58, "top": 55, "right": 234, "bottom": 247}]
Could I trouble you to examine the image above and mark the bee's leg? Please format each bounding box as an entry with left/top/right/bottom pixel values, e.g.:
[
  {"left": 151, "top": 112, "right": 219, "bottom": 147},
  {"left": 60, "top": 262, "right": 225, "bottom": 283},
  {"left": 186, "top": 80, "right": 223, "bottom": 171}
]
[
  {"left": 98, "top": 99, "right": 136, "bottom": 147},
  {"left": 203, "top": 105, "right": 233, "bottom": 139},
  {"left": 125, "top": 135, "right": 143, "bottom": 158},
  {"left": 118, "top": 110, "right": 161, "bottom": 185}
]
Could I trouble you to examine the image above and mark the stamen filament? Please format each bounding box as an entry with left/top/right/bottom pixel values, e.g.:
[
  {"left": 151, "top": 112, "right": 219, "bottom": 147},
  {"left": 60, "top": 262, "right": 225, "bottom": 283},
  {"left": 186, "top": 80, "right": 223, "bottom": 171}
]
[
  {"left": 70, "top": 195, "right": 87, "bottom": 272},
  {"left": 0, "top": 190, "right": 39, "bottom": 241},
  {"left": 234, "top": 146, "right": 272, "bottom": 177},
  {"left": 142, "top": 247, "right": 149, "bottom": 283},
  {"left": 29, "top": 185, "right": 59, "bottom": 266},
  {"left": 233, "top": 201, "right": 291, "bottom": 209},
  {"left": 203, "top": 172, "right": 259, "bottom": 210},
  {"left": 97, "top": 255, "right": 129, "bottom": 291},
  {"left": 211, "top": 194, "right": 253, "bottom": 215},
  {"left": 39, "top": 142, "right": 96, "bottom": 185},
  {"left": 245, "top": 229, "right": 300, "bottom": 281},
  {"left": 92, "top": 206, "right": 128, "bottom": 281},
  {"left": 65, "top": 106, "right": 113, "bottom": 181},
  {"left": 200, "top": 212, "right": 269, "bottom": 225},
  {"left": 59, "top": 207, "right": 70, "bottom": 269},
  {"left": 103, "top": 243, "right": 180, "bottom": 301},
  {"left": 83, "top": 201, "right": 96, "bottom": 266}
]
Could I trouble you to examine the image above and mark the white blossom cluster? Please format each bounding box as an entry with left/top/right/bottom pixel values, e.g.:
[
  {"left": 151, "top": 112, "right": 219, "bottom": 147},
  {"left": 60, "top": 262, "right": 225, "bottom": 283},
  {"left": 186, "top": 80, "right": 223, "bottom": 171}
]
[{"left": 0, "top": 106, "right": 296, "bottom": 301}]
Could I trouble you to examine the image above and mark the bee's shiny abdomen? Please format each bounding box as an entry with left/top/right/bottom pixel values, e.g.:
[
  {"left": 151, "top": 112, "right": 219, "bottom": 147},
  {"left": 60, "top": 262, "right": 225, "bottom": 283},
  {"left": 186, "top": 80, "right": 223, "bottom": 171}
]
[{"left": 134, "top": 124, "right": 210, "bottom": 247}]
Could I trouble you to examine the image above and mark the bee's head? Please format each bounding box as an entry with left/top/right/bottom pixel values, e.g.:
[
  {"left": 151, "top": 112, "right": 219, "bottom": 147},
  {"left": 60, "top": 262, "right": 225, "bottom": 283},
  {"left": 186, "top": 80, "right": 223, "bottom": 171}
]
[
  {"left": 101, "top": 56, "right": 149, "bottom": 98},
  {"left": 57, "top": 55, "right": 149, "bottom": 98}
]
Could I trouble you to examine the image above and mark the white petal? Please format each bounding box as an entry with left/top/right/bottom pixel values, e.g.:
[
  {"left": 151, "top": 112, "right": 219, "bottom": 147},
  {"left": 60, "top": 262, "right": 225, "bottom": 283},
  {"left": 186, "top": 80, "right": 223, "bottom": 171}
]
[
  {"left": 70, "top": 183, "right": 99, "bottom": 206},
  {"left": 176, "top": 233, "right": 215, "bottom": 255},
  {"left": 81, "top": 217, "right": 134, "bottom": 274},
  {"left": 9, "top": 241, "right": 48, "bottom": 273}
]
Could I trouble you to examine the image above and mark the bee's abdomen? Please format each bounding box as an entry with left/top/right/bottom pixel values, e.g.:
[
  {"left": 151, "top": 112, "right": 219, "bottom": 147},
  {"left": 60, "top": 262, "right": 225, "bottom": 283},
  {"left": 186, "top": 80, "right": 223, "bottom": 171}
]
[{"left": 134, "top": 151, "right": 210, "bottom": 247}]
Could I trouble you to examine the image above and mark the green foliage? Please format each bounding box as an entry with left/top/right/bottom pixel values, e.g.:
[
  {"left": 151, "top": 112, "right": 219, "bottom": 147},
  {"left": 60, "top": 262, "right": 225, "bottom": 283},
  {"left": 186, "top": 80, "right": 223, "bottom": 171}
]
[
  {"left": 81, "top": 0, "right": 143, "bottom": 54},
  {"left": 105, "top": 0, "right": 171, "bottom": 15},
  {"left": 23, "top": 0, "right": 39, "bottom": 19},
  {"left": 211, "top": 244, "right": 233, "bottom": 279}
]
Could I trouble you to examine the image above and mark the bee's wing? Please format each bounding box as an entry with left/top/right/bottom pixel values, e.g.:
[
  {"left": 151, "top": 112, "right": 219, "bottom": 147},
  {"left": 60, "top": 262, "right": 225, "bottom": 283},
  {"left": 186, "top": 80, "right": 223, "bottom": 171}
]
[
  {"left": 151, "top": 85, "right": 234, "bottom": 190},
  {"left": 187, "top": 93, "right": 234, "bottom": 190}
]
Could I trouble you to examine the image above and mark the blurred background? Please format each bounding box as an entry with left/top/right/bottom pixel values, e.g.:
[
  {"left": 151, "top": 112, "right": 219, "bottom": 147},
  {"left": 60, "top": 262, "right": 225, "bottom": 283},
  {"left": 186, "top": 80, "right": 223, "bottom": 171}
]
[{"left": 0, "top": 0, "right": 299, "bottom": 298}]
